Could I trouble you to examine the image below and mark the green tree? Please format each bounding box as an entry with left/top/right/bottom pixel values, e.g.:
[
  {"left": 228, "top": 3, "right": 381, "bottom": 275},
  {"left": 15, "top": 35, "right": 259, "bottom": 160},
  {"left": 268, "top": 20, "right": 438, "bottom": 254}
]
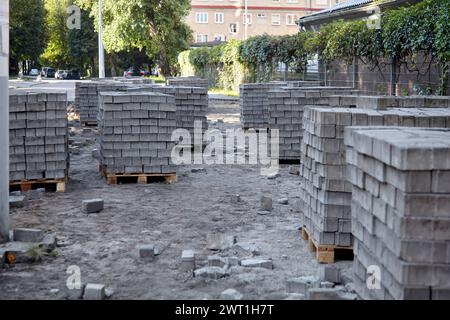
[
  {"left": 10, "top": 0, "right": 47, "bottom": 74},
  {"left": 76, "top": 0, "right": 193, "bottom": 76},
  {"left": 40, "top": 0, "right": 72, "bottom": 68},
  {"left": 68, "top": 7, "right": 98, "bottom": 76}
]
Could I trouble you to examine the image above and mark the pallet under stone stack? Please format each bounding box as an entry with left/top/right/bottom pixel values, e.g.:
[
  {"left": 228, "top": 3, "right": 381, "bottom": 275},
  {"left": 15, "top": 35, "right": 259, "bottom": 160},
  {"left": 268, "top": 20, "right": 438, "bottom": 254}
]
[
  {"left": 299, "top": 107, "right": 450, "bottom": 263},
  {"left": 9, "top": 90, "right": 69, "bottom": 190},
  {"left": 126, "top": 85, "right": 209, "bottom": 139},
  {"left": 76, "top": 82, "right": 129, "bottom": 125},
  {"left": 167, "top": 77, "right": 209, "bottom": 89},
  {"left": 345, "top": 127, "right": 450, "bottom": 300},
  {"left": 97, "top": 91, "right": 177, "bottom": 181},
  {"left": 268, "top": 87, "right": 359, "bottom": 162}
]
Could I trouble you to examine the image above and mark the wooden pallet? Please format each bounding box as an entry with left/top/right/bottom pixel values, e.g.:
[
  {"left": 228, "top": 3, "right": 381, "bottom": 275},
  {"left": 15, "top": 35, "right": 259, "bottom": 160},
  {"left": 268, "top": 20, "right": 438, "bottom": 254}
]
[
  {"left": 9, "top": 176, "right": 68, "bottom": 193},
  {"left": 301, "top": 226, "right": 353, "bottom": 264},
  {"left": 100, "top": 165, "right": 177, "bottom": 185}
]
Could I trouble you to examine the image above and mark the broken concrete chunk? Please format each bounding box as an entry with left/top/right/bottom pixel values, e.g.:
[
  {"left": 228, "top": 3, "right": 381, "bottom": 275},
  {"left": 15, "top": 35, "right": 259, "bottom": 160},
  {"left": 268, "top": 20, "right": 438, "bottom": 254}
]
[
  {"left": 27, "top": 188, "right": 45, "bottom": 200},
  {"left": 83, "top": 284, "right": 106, "bottom": 300},
  {"left": 208, "top": 256, "right": 227, "bottom": 268},
  {"left": 267, "top": 172, "right": 280, "bottom": 180},
  {"left": 13, "top": 228, "right": 44, "bottom": 243},
  {"left": 181, "top": 250, "right": 195, "bottom": 271},
  {"left": 277, "top": 198, "right": 289, "bottom": 205},
  {"left": 9, "top": 196, "right": 26, "bottom": 208},
  {"left": 241, "top": 258, "right": 273, "bottom": 270},
  {"left": 82, "top": 199, "right": 104, "bottom": 214},
  {"left": 320, "top": 265, "right": 341, "bottom": 283},
  {"left": 233, "top": 243, "right": 261, "bottom": 256},
  {"left": 320, "top": 281, "right": 335, "bottom": 288},
  {"left": 139, "top": 245, "right": 155, "bottom": 259},
  {"left": 39, "top": 234, "right": 57, "bottom": 251},
  {"left": 220, "top": 288, "right": 243, "bottom": 300},
  {"left": 307, "top": 288, "right": 355, "bottom": 300},
  {"left": 194, "top": 267, "right": 229, "bottom": 280},
  {"left": 260, "top": 196, "right": 273, "bottom": 211},
  {"left": 206, "top": 234, "right": 237, "bottom": 251},
  {"left": 286, "top": 276, "right": 320, "bottom": 295},
  {"left": 288, "top": 166, "right": 300, "bottom": 175},
  {"left": 230, "top": 194, "right": 241, "bottom": 203}
]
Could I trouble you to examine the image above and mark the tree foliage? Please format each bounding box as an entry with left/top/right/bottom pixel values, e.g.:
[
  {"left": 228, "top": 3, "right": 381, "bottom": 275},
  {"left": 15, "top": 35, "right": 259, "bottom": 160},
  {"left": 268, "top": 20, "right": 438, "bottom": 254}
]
[
  {"left": 10, "top": 0, "right": 47, "bottom": 73},
  {"left": 76, "top": 0, "right": 193, "bottom": 76}
]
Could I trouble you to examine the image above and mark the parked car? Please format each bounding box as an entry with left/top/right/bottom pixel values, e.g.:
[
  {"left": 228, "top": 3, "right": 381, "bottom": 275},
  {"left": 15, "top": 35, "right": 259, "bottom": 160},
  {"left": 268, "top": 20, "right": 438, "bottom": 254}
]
[
  {"left": 66, "top": 70, "right": 81, "bottom": 80},
  {"left": 140, "top": 69, "right": 151, "bottom": 77},
  {"left": 29, "top": 69, "right": 40, "bottom": 76},
  {"left": 124, "top": 66, "right": 141, "bottom": 77},
  {"left": 41, "top": 67, "right": 56, "bottom": 78},
  {"left": 55, "top": 70, "right": 68, "bottom": 79}
]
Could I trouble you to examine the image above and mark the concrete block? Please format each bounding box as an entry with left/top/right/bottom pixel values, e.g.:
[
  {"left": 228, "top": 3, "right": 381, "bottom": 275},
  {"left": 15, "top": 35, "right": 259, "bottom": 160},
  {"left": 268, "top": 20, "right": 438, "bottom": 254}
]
[
  {"left": 9, "top": 195, "right": 26, "bottom": 208},
  {"left": 139, "top": 245, "right": 155, "bottom": 259},
  {"left": 286, "top": 276, "right": 319, "bottom": 295},
  {"left": 82, "top": 199, "right": 104, "bottom": 214},
  {"left": 320, "top": 265, "right": 341, "bottom": 283},
  {"left": 241, "top": 258, "right": 273, "bottom": 269},
  {"left": 181, "top": 250, "right": 195, "bottom": 271},
  {"left": 261, "top": 196, "right": 273, "bottom": 211},
  {"left": 194, "top": 267, "right": 229, "bottom": 280},
  {"left": 13, "top": 228, "right": 44, "bottom": 243},
  {"left": 206, "top": 234, "right": 237, "bottom": 250},
  {"left": 208, "top": 256, "right": 227, "bottom": 268},
  {"left": 83, "top": 284, "right": 106, "bottom": 300}
]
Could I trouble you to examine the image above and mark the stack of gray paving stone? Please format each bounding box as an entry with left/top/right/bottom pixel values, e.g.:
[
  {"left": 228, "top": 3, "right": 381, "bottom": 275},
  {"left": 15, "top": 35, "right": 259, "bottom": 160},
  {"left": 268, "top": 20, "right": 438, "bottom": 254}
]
[
  {"left": 97, "top": 91, "right": 176, "bottom": 175},
  {"left": 345, "top": 127, "right": 450, "bottom": 300},
  {"left": 167, "top": 77, "right": 209, "bottom": 89},
  {"left": 328, "top": 95, "right": 450, "bottom": 110},
  {"left": 240, "top": 82, "right": 288, "bottom": 130},
  {"left": 75, "top": 82, "right": 129, "bottom": 124},
  {"left": 299, "top": 107, "right": 450, "bottom": 248},
  {"left": 9, "top": 90, "right": 69, "bottom": 181},
  {"left": 126, "top": 85, "right": 208, "bottom": 138},
  {"left": 268, "top": 87, "right": 359, "bottom": 161}
]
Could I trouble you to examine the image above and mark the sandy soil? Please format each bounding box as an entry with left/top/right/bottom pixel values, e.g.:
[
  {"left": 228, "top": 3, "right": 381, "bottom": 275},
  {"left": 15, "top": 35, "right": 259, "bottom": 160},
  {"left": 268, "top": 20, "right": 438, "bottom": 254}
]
[{"left": 0, "top": 98, "right": 351, "bottom": 300}]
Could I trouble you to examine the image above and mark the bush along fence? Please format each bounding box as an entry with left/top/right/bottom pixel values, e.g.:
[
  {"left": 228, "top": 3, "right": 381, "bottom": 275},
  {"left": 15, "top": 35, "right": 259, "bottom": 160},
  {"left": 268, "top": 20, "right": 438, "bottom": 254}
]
[{"left": 178, "top": 0, "right": 449, "bottom": 95}]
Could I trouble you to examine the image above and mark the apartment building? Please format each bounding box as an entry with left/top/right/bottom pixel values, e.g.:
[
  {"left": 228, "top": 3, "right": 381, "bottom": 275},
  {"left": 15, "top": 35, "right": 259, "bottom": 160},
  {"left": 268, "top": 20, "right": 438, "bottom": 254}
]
[{"left": 186, "top": 0, "right": 347, "bottom": 43}]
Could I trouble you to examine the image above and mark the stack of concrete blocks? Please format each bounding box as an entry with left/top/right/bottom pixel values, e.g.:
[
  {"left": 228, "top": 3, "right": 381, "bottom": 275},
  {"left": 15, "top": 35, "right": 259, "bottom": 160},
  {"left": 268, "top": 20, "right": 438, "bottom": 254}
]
[
  {"left": 9, "top": 90, "right": 69, "bottom": 181},
  {"left": 75, "top": 82, "right": 129, "bottom": 124},
  {"left": 240, "top": 82, "right": 288, "bottom": 130},
  {"left": 299, "top": 107, "right": 450, "bottom": 248},
  {"left": 268, "top": 87, "right": 359, "bottom": 161},
  {"left": 167, "top": 77, "right": 209, "bottom": 89},
  {"left": 345, "top": 127, "right": 450, "bottom": 300},
  {"left": 328, "top": 95, "right": 450, "bottom": 110},
  {"left": 97, "top": 91, "right": 177, "bottom": 175},
  {"left": 126, "top": 85, "right": 209, "bottom": 138},
  {"left": 114, "top": 77, "right": 155, "bottom": 85}
]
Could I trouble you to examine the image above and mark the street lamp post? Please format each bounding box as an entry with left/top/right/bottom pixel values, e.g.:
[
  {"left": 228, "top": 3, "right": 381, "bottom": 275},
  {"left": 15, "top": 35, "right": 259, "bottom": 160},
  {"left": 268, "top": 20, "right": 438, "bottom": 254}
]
[
  {"left": 98, "top": 0, "right": 105, "bottom": 78},
  {"left": 0, "top": 0, "right": 10, "bottom": 243}
]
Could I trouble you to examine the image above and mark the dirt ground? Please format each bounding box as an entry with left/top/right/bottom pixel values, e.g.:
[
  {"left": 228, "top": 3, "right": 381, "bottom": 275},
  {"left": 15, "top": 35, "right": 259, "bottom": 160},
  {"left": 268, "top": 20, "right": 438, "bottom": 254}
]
[{"left": 0, "top": 97, "right": 352, "bottom": 300}]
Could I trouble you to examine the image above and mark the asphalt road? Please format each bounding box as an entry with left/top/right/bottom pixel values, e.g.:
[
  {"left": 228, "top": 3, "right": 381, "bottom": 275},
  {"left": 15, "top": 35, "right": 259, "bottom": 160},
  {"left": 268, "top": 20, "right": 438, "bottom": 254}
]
[{"left": 9, "top": 79, "right": 80, "bottom": 102}]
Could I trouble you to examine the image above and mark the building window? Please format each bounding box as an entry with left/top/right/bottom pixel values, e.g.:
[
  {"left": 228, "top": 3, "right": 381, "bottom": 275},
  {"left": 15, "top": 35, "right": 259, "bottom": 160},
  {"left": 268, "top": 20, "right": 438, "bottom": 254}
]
[
  {"left": 257, "top": 13, "right": 267, "bottom": 19},
  {"left": 215, "top": 12, "right": 224, "bottom": 24},
  {"left": 195, "top": 12, "right": 208, "bottom": 24},
  {"left": 243, "top": 13, "right": 252, "bottom": 25},
  {"left": 286, "top": 14, "right": 298, "bottom": 26},
  {"left": 229, "top": 23, "right": 238, "bottom": 34},
  {"left": 271, "top": 14, "right": 281, "bottom": 26},
  {"left": 196, "top": 34, "right": 208, "bottom": 43}
]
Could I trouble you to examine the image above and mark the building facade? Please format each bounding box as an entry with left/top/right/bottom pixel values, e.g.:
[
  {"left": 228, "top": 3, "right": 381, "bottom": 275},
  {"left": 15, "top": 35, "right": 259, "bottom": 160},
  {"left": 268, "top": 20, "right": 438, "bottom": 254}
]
[{"left": 186, "top": 0, "right": 347, "bottom": 43}]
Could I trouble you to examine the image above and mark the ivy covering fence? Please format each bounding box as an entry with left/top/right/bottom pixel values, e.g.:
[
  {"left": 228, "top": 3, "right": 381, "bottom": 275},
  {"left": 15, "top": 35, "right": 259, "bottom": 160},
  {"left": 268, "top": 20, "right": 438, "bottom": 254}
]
[{"left": 179, "top": 0, "right": 449, "bottom": 94}]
